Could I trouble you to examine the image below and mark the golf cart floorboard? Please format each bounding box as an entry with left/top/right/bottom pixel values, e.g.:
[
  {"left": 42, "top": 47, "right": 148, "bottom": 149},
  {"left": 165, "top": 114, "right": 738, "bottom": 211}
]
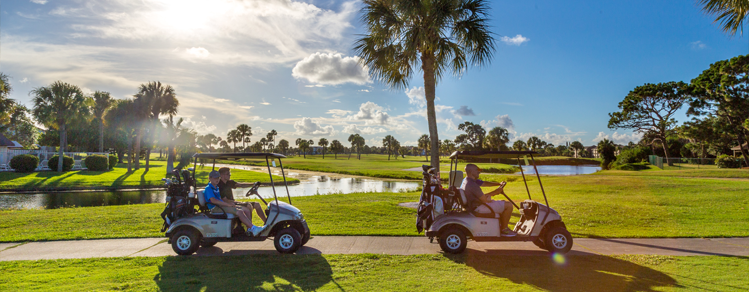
[
  {"left": 473, "top": 235, "right": 538, "bottom": 242},
  {"left": 207, "top": 234, "right": 269, "bottom": 242}
]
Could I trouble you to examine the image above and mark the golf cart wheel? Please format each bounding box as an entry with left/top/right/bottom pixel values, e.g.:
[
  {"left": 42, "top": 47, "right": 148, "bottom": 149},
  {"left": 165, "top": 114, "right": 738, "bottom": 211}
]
[
  {"left": 274, "top": 227, "right": 302, "bottom": 254},
  {"left": 544, "top": 227, "right": 573, "bottom": 254},
  {"left": 532, "top": 238, "right": 546, "bottom": 250},
  {"left": 301, "top": 230, "right": 311, "bottom": 246},
  {"left": 171, "top": 228, "right": 201, "bottom": 255},
  {"left": 439, "top": 228, "right": 467, "bottom": 254},
  {"left": 200, "top": 239, "right": 217, "bottom": 248}
]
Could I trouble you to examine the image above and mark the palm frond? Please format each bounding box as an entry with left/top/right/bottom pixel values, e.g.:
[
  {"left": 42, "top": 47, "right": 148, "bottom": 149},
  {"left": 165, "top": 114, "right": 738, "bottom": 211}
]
[{"left": 698, "top": 0, "right": 749, "bottom": 35}]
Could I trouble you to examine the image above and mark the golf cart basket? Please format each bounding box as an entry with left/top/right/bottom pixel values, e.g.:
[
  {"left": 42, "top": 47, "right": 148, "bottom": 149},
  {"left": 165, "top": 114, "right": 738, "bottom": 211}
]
[{"left": 448, "top": 150, "right": 550, "bottom": 211}]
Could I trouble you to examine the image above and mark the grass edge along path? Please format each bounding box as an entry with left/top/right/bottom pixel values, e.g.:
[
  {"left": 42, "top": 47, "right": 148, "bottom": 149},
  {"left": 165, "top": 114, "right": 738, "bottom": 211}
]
[
  {"left": 0, "top": 254, "right": 747, "bottom": 291},
  {"left": 2, "top": 173, "right": 748, "bottom": 242},
  {"left": 0, "top": 159, "right": 298, "bottom": 192}
]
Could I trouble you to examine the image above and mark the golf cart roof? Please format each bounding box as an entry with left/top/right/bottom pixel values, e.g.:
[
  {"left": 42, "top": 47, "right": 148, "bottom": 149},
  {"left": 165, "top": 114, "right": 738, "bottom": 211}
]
[
  {"left": 192, "top": 152, "right": 287, "bottom": 160},
  {"left": 449, "top": 150, "right": 538, "bottom": 159}
]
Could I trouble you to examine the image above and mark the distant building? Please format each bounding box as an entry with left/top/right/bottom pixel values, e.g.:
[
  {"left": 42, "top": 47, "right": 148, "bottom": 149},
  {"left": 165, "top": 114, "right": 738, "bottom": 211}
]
[
  {"left": 0, "top": 133, "right": 16, "bottom": 167},
  {"left": 732, "top": 144, "right": 747, "bottom": 157},
  {"left": 308, "top": 146, "right": 324, "bottom": 155}
]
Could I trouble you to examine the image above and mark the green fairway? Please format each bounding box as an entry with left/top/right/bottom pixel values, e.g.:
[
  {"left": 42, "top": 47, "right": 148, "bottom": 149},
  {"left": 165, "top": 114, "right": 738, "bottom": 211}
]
[
  {"left": 0, "top": 159, "right": 297, "bottom": 192},
  {"left": 0, "top": 254, "right": 746, "bottom": 291},
  {"left": 2, "top": 173, "right": 748, "bottom": 242}
]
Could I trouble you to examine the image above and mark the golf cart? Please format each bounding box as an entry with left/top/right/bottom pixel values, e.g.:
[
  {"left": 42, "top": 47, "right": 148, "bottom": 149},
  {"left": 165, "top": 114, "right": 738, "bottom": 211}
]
[
  {"left": 418, "top": 151, "right": 572, "bottom": 254},
  {"left": 160, "top": 152, "right": 310, "bottom": 255}
]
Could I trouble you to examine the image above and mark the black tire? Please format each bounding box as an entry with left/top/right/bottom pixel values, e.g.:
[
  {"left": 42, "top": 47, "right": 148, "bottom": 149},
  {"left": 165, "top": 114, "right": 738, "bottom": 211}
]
[
  {"left": 274, "top": 227, "right": 302, "bottom": 254},
  {"left": 544, "top": 227, "right": 573, "bottom": 254},
  {"left": 439, "top": 228, "right": 467, "bottom": 254},
  {"left": 171, "top": 228, "right": 200, "bottom": 255},
  {"left": 301, "top": 230, "right": 311, "bottom": 246},
  {"left": 200, "top": 240, "right": 217, "bottom": 248},
  {"left": 532, "top": 238, "right": 546, "bottom": 250}
]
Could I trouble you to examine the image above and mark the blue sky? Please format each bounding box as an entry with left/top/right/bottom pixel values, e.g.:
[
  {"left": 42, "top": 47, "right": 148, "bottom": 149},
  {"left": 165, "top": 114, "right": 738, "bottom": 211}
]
[{"left": 1, "top": 0, "right": 747, "bottom": 147}]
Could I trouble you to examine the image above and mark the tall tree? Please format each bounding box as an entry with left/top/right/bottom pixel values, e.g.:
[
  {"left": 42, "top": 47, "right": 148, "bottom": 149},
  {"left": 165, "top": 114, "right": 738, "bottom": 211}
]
[
  {"left": 418, "top": 134, "right": 430, "bottom": 162},
  {"left": 330, "top": 140, "right": 343, "bottom": 159},
  {"left": 318, "top": 138, "right": 329, "bottom": 159},
  {"left": 698, "top": 0, "right": 749, "bottom": 35},
  {"left": 31, "top": 81, "right": 89, "bottom": 172},
  {"left": 267, "top": 130, "right": 278, "bottom": 152},
  {"left": 485, "top": 127, "right": 510, "bottom": 151},
  {"left": 133, "top": 81, "right": 179, "bottom": 171},
  {"left": 597, "top": 138, "right": 617, "bottom": 169},
  {"left": 162, "top": 115, "right": 186, "bottom": 174},
  {"left": 608, "top": 82, "right": 690, "bottom": 165},
  {"left": 457, "top": 121, "right": 486, "bottom": 150},
  {"left": 569, "top": 141, "right": 584, "bottom": 158},
  {"left": 105, "top": 99, "right": 139, "bottom": 172},
  {"left": 227, "top": 129, "right": 240, "bottom": 152},
  {"left": 690, "top": 55, "right": 749, "bottom": 166},
  {"left": 92, "top": 91, "right": 114, "bottom": 153},
  {"left": 278, "top": 139, "right": 289, "bottom": 155},
  {"left": 526, "top": 136, "right": 546, "bottom": 151},
  {"left": 236, "top": 124, "right": 252, "bottom": 149},
  {"left": 441, "top": 139, "right": 456, "bottom": 156},
  {"left": 512, "top": 140, "right": 527, "bottom": 151},
  {"left": 382, "top": 135, "right": 395, "bottom": 160},
  {"left": 356, "top": 0, "right": 496, "bottom": 171},
  {"left": 299, "top": 140, "right": 310, "bottom": 158},
  {"left": 354, "top": 135, "right": 365, "bottom": 160}
]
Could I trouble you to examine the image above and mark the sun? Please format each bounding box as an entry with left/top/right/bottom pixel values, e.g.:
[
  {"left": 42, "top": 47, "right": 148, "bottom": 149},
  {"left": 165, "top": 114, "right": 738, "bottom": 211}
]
[{"left": 155, "top": 0, "right": 229, "bottom": 33}]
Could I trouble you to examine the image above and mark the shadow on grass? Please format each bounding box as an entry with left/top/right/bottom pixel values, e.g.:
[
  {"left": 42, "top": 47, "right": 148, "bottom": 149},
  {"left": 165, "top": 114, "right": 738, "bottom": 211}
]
[
  {"left": 444, "top": 249, "right": 680, "bottom": 292},
  {"left": 154, "top": 252, "right": 338, "bottom": 292},
  {"left": 112, "top": 171, "right": 134, "bottom": 187}
]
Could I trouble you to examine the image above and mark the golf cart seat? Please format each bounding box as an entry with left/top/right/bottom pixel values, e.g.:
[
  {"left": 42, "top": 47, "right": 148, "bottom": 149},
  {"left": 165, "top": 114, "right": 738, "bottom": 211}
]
[
  {"left": 449, "top": 170, "right": 498, "bottom": 218},
  {"left": 195, "top": 190, "right": 234, "bottom": 220}
]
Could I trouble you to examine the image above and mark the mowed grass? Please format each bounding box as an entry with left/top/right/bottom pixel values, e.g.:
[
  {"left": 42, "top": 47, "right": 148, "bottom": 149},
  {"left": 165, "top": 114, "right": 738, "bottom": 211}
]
[
  {"left": 597, "top": 168, "right": 749, "bottom": 178},
  {"left": 2, "top": 173, "right": 748, "bottom": 242},
  {"left": 1, "top": 254, "right": 747, "bottom": 291},
  {"left": 0, "top": 159, "right": 297, "bottom": 191}
]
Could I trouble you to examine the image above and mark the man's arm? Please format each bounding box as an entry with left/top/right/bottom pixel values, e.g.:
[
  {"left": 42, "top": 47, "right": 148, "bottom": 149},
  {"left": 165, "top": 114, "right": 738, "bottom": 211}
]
[
  {"left": 209, "top": 197, "right": 234, "bottom": 208},
  {"left": 480, "top": 181, "right": 501, "bottom": 187}
]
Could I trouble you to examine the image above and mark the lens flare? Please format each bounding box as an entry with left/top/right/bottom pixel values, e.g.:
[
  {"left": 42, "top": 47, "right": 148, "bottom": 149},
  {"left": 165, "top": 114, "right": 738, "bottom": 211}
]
[{"left": 552, "top": 253, "right": 566, "bottom": 265}]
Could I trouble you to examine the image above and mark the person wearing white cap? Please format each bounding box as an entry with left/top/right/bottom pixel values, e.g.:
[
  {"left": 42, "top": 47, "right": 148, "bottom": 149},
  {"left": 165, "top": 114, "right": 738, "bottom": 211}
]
[
  {"left": 461, "top": 164, "right": 517, "bottom": 237},
  {"left": 205, "top": 170, "right": 263, "bottom": 236}
]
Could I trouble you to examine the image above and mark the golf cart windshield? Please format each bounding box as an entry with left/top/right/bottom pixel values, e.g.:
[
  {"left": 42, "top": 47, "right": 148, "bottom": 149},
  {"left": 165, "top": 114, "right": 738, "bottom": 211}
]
[
  {"left": 192, "top": 152, "right": 292, "bottom": 205},
  {"left": 449, "top": 150, "right": 549, "bottom": 208}
]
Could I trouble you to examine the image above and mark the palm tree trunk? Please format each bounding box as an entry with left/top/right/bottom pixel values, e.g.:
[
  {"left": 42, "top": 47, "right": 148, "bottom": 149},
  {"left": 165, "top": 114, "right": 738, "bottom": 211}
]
[
  {"left": 134, "top": 128, "right": 142, "bottom": 169},
  {"left": 127, "top": 137, "right": 133, "bottom": 172},
  {"left": 323, "top": 147, "right": 325, "bottom": 159},
  {"left": 99, "top": 120, "right": 104, "bottom": 153},
  {"left": 58, "top": 123, "right": 66, "bottom": 172},
  {"left": 166, "top": 146, "right": 174, "bottom": 174},
  {"left": 423, "top": 54, "right": 440, "bottom": 170},
  {"left": 145, "top": 149, "right": 151, "bottom": 171}
]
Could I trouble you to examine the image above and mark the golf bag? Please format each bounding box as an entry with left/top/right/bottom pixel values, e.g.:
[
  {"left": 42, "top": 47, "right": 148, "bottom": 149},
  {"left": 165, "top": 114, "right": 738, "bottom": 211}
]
[
  {"left": 160, "top": 168, "right": 193, "bottom": 232},
  {"left": 417, "top": 165, "right": 444, "bottom": 233}
]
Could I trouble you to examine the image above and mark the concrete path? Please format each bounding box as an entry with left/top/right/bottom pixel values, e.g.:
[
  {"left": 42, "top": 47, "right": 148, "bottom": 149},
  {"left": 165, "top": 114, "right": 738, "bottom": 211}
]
[{"left": 1, "top": 236, "right": 748, "bottom": 261}]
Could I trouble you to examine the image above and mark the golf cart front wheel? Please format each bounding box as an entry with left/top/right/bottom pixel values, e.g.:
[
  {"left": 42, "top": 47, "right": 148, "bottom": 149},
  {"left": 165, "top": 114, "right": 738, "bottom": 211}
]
[
  {"left": 439, "top": 228, "right": 467, "bottom": 254},
  {"left": 274, "top": 227, "right": 302, "bottom": 254},
  {"left": 171, "top": 228, "right": 200, "bottom": 255},
  {"left": 545, "top": 227, "right": 573, "bottom": 254},
  {"left": 301, "top": 230, "right": 311, "bottom": 246}
]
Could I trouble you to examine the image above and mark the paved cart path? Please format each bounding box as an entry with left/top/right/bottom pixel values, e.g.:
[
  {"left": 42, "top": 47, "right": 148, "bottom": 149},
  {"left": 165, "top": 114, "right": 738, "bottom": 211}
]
[{"left": 1, "top": 236, "right": 748, "bottom": 261}]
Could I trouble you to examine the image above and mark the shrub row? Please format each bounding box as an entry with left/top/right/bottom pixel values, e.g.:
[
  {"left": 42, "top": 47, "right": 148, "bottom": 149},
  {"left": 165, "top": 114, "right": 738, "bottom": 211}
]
[
  {"left": 9, "top": 155, "right": 39, "bottom": 173},
  {"left": 716, "top": 155, "right": 742, "bottom": 168}
]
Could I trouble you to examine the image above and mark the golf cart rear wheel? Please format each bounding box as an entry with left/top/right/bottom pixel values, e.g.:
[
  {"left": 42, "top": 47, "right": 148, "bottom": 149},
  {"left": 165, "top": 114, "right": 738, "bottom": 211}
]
[
  {"left": 301, "top": 230, "right": 310, "bottom": 246},
  {"left": 439, "top": 228, "right": 467, "bottom": 254},
  {"left": 171, "top": 228, "right": 200, "bottom": 255},
  {"left": 544, "top": 227, "right": 573, "bottom": 254},
  {"left": 274, "top": 227, "right": 302, "bottom": 254}
]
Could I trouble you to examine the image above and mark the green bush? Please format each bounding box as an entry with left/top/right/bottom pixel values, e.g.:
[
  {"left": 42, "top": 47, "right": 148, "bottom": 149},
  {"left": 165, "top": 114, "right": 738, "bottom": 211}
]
[
  {"left": 108, "top": 155, "right": 118, "bottom": 170},
  {"left": 9, "top": 154, "right": 39, "bottom": 173},
  {"left": 716, "top": 155, "right": 742, "bottom": 169},
  {"left": 612, "top": 162, "right": 650, "bottom": 171},
  {"left": 48, "top": 155, "right": 74, "bottom": 172},
  {"left": 84, "top": 155, "right": 109, "bottom": 171},
  {"left": 616, "top": 146, "right": 651, "bottom": 164}
]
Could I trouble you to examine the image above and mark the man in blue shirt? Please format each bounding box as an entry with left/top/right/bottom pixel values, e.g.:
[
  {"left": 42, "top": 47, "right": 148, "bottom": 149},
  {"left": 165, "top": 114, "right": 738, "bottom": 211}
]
[
  {"left": 461, "top": 164, "right": 517, "bottom": 237},
  {"left": 205, "top": 170, "right": 263, "bottom": 236}
]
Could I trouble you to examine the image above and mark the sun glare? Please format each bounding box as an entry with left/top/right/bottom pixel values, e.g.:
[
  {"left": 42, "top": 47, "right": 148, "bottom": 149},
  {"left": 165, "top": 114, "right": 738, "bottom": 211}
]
[{"left": 155, "top": 0, "right": 230, "bottom": 33}]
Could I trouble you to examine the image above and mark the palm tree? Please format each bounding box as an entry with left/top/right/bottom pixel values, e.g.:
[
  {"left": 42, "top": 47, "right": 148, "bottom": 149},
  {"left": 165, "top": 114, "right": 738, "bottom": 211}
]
[
  {"left": 31, "top": 81, "right": 89, "bottom": 172},
  {"left": 162, "top": 115, "right": 185, "bottom": 174},
  {"left": 299, "top": 140, "right": 310, "bottom": 158},
  {"left": 318, "top": 138, "right": 329, "bottom": 159},
  {"left": 278, "top": 139, "right": 289, "bottom": 155},
  {"left": 382, "top": 135, "right": 395, "bottom": 160},
  {"left": 570, "top": 141, "right": 584, "bottom": 158},
  {"left": 92, "top": 91, "right": 113, "bottom": 153},
  {"left": 227, "top": 129, "right": 240, "bottom": 152},
  {"left": 356, "top": 0, "right": 496, "bottom": 170},
  {"left": 485, "top": 126, "right": 509, "bottom": 162},
  {"left": 105, "top": 99, "right": 139, "bottom": 172},
  {"left": 133, "top": 81, "right": 179, "bottom": 171},
  {"left": 330, "top": 140, "right": 343, "bottom": 159},
  {"left": 418, "top": 134, "right": 430, "bottom": 162},
  {"left": 349, "top": 134, "right": 362, "bottom": 160},
  {"left": 267, "top": 130, "right": 278, "bottom": 152},
  {"left": 512, "top": 140, "right": 527, "bottom": 151},
  {"left": 260, "top": 138, "right": 267, "bottom": 152},
  {"left": 236, "top": 124, "right": 252, "bottom": 149},
  {"left": 699, "top": 0, "right": 749, "bottom": 35},
  {"left": 354, "top": 136, "right": 365, "bottom": 160}
]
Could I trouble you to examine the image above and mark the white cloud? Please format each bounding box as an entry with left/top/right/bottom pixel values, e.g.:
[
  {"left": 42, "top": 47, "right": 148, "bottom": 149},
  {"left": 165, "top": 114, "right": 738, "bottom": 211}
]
[
  {"left": 343, "top": 124, "right": 387, "bottom": 135},
  {"left": 181, "top": 117, "right": 217, "bottom": 134},
  {"left": 293, "top": 117, "right": 335, "bottom": 136},
  {"left": 186, "top": 47, "right": 210, "bottom": 59},
  {"left": 260, "top": 99, "right": 271, "bottom": 105},
  {"left": 292, "top": 52, "right": 370, "bottom": 85},
  {"left": 30, "top": 0, "right": 48, "bottom": 4},
  {"left": 501, "top": 34, "right": 529, "bottom": 46},
  {"left": 20, "top": 78, "right": 28, "bottom": 83},
  {"left": 592, "top": 131, "right": 643, "bottom": 144},
  {"left": 496, "top": 114, "right": 514, "bottom": 130},
  {"left": 512, "top": 126, "right": 587, "bottom": 146},
  {"left": 359, "top": 89, "right": 370, "bottom": 92},
  {"left": 453, "top": 106, "right": 475, "bottom": 116},
  {"left": 16, "top": 12, "right": 39, "bottom": 19},
  {"left": 282, "top": 96, "right": 306, "bottom": 104},
  {"left": 332, "top": 99, "right": 341, "bottom": 103},
  {"left": 350, "top": 101, "right": 389, "bottom": 125},
  {"left": 691, "top": 41, "right": 707, "bottom": 50},
  {"left": 405, "top": 87, "right": 426, "bottom": 107},
  {"left": 327, "top": 109, "right": 352, "bottom": 118}
]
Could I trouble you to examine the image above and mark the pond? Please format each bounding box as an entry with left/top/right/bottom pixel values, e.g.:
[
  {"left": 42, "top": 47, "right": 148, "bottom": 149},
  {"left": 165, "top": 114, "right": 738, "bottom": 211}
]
[
  {"left": 517, "top": 165, "right": 602, "bottom": 176},
  {"left": 0, "top": 166, "right": 419, "bottom": 210}
]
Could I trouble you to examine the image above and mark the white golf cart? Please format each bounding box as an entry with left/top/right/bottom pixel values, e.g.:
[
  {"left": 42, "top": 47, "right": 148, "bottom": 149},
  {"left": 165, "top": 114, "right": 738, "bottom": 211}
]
[
  {"left": 420, "top": 151, "right": 573, "bottom": 254},
  {"left": 162, "top": 152, "right": 309, "bottom": 255}
]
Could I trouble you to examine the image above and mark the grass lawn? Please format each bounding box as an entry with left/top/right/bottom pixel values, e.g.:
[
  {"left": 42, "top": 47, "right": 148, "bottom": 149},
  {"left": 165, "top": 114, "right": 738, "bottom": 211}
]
[
  {"left": 2, "top": 172, "right": 748, "bottom": 242},
  {"left": 0, "top": 159, "right": 297, "bottom": 192},
  {"left": 0, "top": 254, "right": 746, "bottom": 291},
  {"left": 596, "top": 168, "right": 749, "bottom": 179}
]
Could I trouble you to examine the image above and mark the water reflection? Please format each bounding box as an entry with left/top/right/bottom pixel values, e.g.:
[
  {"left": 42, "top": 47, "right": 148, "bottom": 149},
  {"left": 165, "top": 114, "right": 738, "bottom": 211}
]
[
  {"left": 518, "top": 165, "right": 601, "bottom": 176},
  {"left": 0, "top": 169, "right": 419, "bottom": 210}
]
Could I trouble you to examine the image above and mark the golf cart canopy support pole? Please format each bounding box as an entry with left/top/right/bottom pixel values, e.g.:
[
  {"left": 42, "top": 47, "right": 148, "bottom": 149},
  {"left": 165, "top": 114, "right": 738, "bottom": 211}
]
[
  {"left": 278, "top": 158, "right": 292, "bottom": 205},
  {"left": 517, "top": 156, "right": 532, "bottom": 201},
  {"left": 530, "top": 154, "right": 550, "bottom": 208},
  {"left": 265, "top": 156, "right": 279, "bottom": 205}
]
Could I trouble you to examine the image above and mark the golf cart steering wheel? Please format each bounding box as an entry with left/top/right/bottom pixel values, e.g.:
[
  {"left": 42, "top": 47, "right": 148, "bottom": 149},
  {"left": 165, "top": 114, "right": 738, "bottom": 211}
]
[{"left": 244, "top": 181, "right": 268, "bottom": 206}]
